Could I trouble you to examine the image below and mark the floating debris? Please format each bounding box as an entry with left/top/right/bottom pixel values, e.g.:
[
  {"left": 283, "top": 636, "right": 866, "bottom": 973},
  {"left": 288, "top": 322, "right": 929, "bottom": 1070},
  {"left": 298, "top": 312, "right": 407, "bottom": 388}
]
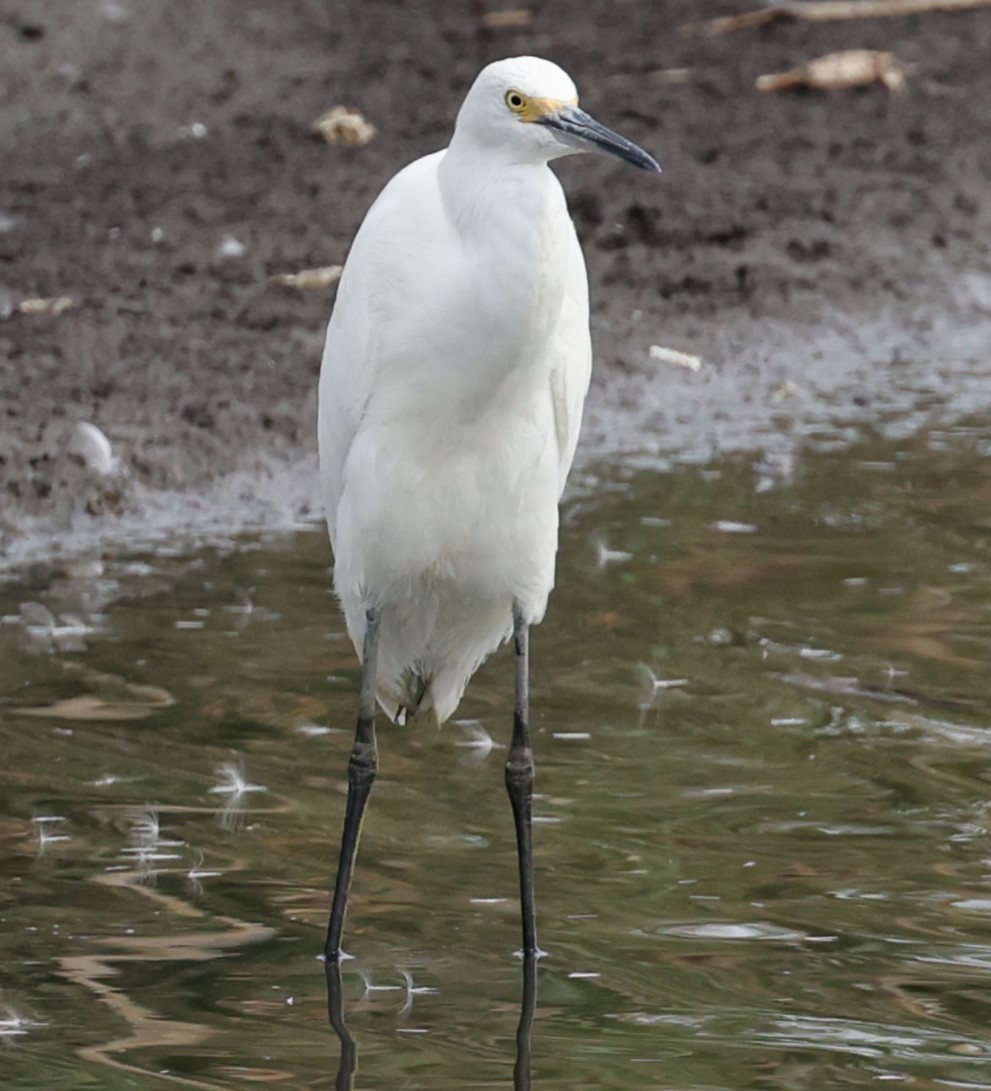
[
  {"left": 0, "top": 1007, "right": 46, "bottom": 1039},
  {"left": 90, "top": 773, "right": 132, "bottom": 787},
  {"left": 596, "top": 539, "right": 633, "bottom": 567},
  {"left": 209, "top": 762, "right": 266, "bottom": 798},
  {"left": 399, "top": 970, "right": 438, "bottom": 1014},
  {"left": 209, "top": 768, "right": 267, "bottom": 824},
  {"left": 187, "top": 851, "right": 223, "bottom": 883},
  {"left": 33, "top": 815, "right": 70, "bottom": 848},
  {"left": 269, "top": 265, "right": 343, "bottom": 290},
  {"left": 649, "top": 344, "right": 703, "bottom": 372},
  {"left": 125, "top": 810, "right": 184, "bottom": 847},
  {"left": 356, "top": 970, "right": 405, "bottom": 997},
  {"left": 121, "top": 807, "right": 185, "bottom": 874},
  {"left": 313, "top": 106, "right": 377, "bottom": 147},
  {"left": 454, "top": 719, "right": 497, "bottom": 755},
  {"left": 295, "top": 721, "right": 336, "bottom": 737},
  {"left": 638, "top": 664, "right": 690, "bottom": 711},
  {"left": 712, "top": 520, "right": 758, "bottom": 534},
  {"left": 757, "top": 50, "right": 907, "bottom": 94}
]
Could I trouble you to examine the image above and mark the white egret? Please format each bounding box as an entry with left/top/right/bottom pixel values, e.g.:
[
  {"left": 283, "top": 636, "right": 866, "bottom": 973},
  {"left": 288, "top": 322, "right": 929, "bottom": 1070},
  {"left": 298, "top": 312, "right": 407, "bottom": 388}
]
[{"left": 319, "top": 56, "right": 659, "bottom": 961}]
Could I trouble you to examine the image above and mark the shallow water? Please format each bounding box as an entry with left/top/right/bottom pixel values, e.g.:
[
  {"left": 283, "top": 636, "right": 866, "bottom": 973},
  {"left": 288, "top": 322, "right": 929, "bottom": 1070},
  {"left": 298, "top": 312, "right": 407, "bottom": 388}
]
[{"left": 2, "top": 418, "right": 991, "bottom": 1089}]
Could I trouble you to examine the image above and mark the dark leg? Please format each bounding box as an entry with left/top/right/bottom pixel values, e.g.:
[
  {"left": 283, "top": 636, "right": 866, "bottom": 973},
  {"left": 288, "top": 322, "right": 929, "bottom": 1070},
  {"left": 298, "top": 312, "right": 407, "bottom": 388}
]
[
  {"left": 325, "top": 961, "right": 356, "bottom": 1091},
  {"left": 325, "top": 606, "right": 380, "bottom": 963},
  {"left": 513, "top": 953, "right": 538, "bottom": 1091},
  {"left": 506, "top": 599, "right": 541, "bottom": 957}
]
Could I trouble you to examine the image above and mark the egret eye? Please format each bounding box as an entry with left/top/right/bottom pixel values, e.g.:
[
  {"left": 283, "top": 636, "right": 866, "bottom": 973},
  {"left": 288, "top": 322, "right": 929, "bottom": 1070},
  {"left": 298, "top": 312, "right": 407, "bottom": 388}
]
[{"left": 505, "top": 90, "right": 527, "bottom": 113}]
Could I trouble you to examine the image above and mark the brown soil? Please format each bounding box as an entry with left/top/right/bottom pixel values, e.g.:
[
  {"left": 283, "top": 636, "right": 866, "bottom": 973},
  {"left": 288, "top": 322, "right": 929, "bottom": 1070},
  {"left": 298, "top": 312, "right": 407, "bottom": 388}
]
[{"left": 2, "top": 0, "right": 990, "bottom": 568}]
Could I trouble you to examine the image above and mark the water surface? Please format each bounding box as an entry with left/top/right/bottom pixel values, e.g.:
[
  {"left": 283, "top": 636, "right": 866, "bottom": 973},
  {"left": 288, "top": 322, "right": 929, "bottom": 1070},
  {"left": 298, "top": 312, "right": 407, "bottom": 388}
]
[{"left": 2, "top": 418, "right": 991, "bottom": 1088}]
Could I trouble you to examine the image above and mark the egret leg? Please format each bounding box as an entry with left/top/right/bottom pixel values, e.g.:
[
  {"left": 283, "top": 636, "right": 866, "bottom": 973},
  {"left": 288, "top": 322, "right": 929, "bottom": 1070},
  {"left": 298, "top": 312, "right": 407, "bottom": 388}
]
[
  {"left": 506, "top": 600, "right": 541, "bottom": 957},
  {"left": 325, "top": 606, "right": 380, "bottom": 963}
]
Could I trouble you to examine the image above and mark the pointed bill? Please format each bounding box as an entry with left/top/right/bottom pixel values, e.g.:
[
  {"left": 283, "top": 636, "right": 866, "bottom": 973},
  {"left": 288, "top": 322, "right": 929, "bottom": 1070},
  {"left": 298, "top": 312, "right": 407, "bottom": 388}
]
[{"left": 539, "top": 105, "right": 661, "bottom": 172}]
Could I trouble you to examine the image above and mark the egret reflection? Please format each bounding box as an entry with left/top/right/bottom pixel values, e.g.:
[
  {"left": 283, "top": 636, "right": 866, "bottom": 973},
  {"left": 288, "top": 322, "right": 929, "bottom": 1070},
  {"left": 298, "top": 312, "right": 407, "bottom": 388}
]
[{"left": 325, "top": 958, "right": 538, "bottom": 1089}]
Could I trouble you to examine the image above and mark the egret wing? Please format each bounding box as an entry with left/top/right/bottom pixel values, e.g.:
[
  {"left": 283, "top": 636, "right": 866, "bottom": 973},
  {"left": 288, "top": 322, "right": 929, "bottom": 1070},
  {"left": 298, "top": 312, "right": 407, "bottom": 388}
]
[
  {"left": 549, "top": 227, "right": 593, "bottom": 497},
  {"left": 318, "top": 153, "right": 443, "bottom": 545}
]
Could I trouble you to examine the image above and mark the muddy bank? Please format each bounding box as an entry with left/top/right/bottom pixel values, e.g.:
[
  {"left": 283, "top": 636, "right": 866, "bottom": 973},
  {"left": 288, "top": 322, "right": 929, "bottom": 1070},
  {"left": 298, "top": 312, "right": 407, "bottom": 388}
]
[{"left": 2, "top": 0, "right": 990, "bottom": 569}]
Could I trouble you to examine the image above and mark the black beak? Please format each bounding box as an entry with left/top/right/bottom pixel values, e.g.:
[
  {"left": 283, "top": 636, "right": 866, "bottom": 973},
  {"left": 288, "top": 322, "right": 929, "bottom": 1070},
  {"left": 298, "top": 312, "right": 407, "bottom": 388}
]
[{"left": 539, "top": 105, "right": 661, "bottom": 172}]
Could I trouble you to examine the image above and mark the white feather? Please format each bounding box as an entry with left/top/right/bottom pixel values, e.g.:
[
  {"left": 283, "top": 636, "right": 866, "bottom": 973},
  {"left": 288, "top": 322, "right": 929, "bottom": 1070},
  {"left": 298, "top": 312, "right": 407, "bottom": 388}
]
[
  {"left": 68, "top": 421, "right": 118, "bottom": 476},
  {"left": 318, "top": 58, "right": 606, "bottom": 723}
]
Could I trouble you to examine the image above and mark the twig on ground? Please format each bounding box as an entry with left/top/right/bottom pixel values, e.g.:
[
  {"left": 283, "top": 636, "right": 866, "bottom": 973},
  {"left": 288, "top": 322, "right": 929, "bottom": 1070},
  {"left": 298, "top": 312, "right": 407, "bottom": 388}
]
[
  {"left": 16, "top": 296, "right": 76, "bottom": 317},
  {"left": 649, "top": 344, "right": 703, "bottom": 372},
  {"left": 269, "top": 266, "right": 343, "bottom": 290},
  {"left": 756, "top": 49, "right": 908, "bottom": 92},
  {"left": 681, "top": 0, "right": 991, "bottom": 37},
  {"left": 479, "top": 9, "right": 533, "bottom": 29}
]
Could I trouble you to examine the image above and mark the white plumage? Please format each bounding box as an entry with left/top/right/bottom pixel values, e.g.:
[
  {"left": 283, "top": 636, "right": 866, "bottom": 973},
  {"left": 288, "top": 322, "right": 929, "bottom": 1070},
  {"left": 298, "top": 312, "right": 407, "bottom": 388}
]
[{"left": 318, "top": 56, "right": 658, "bottom": 725}]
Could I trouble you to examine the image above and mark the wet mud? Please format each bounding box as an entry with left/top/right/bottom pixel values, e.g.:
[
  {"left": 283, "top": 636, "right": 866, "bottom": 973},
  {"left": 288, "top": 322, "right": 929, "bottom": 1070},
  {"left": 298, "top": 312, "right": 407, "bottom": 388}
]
[{"left": 2, "top": 0, "right": 990, "bottom": 566}]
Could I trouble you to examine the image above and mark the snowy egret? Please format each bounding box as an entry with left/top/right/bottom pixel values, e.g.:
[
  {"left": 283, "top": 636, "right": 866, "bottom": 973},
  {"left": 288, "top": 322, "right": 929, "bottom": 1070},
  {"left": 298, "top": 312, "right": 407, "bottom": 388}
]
[{"left": 319, "top": 56, "right": 659, "bottom": 961}]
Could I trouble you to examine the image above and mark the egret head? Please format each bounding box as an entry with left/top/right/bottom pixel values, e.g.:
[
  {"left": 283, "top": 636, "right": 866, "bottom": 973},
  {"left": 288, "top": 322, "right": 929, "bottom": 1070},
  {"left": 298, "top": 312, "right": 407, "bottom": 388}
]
[{"left": 453, "top": 56, "right": 660, "bottom": 172}]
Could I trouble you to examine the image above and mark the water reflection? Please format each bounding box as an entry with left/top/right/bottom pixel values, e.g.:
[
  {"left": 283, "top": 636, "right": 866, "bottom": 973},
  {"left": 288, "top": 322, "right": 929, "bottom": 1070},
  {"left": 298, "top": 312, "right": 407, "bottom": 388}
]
[
  {"left": 2, "top": 420, "right": 991, "bottom": 1087},
  {"left": 513, "top": 957, "right": 537, "bottom": 1091},
  {"left": 326, "top": 963, "right": 357, "bottom": 1090},
  {"left": 326, "top": 955, "right": 537, "bottom": 1090}
]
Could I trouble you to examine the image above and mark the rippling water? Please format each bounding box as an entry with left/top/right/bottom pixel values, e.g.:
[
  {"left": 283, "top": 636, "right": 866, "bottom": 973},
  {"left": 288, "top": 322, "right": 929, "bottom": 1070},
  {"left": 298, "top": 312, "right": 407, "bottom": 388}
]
[{"left": 2, "top": 419, "right": 991, "bottom": 1089}]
